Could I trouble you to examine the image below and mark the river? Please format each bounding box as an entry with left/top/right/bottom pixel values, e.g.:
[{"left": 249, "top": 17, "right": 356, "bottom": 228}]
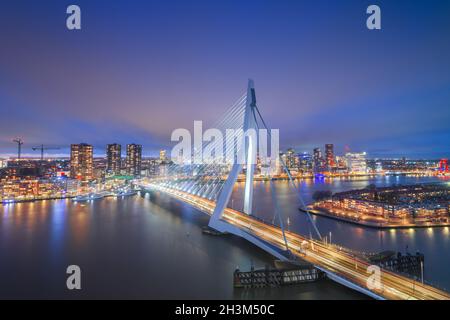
[{"left": 0, "top": 175, "right": 447, "bottom": 299}]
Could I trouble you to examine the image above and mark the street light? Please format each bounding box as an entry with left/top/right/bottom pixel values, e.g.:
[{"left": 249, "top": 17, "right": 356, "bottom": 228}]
[{"left": 421, "top": 261, "right": 424, "bottom": 284}]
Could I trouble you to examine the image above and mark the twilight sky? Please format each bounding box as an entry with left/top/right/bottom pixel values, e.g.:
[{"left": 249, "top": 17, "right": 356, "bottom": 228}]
[{"left": 0, "top": 0, "right": 449, "bottom": 158}]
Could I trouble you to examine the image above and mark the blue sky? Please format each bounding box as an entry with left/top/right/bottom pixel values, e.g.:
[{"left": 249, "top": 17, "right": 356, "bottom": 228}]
[{"left": 0, "top": 0, "right": 449, "bottom": 158}]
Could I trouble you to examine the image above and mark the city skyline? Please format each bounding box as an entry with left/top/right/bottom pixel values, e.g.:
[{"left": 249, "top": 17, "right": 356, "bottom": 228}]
[
  {"left": 0, "top": 141, "right": 446, "bottom": 161},
  {"left": 0, "top": 1, "right": 449, "bottom": 158}
]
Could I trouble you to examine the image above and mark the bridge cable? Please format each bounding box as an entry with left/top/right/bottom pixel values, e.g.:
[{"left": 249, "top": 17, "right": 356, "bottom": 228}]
[
  {"left": 251, "top": 106, "right": 290, "bottom": 251},
  {"left": 253, "top": 104, "right": 323, "bottom": 240}
]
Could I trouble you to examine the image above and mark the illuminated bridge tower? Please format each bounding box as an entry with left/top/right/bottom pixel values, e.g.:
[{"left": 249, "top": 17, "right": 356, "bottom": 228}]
[{"left": 210, "top": 79, "right": 257, "bottom": 224}]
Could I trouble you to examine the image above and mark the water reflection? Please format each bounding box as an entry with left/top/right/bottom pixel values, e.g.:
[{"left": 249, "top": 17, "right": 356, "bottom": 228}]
[{"left": 50, "top": 200, "right": 66, "bottom": 258}]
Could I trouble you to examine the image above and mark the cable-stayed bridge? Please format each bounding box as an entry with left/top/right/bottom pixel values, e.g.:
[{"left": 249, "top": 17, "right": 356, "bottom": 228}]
[{"left": 139, "top": 80, "right": 450, "bottom": 300}]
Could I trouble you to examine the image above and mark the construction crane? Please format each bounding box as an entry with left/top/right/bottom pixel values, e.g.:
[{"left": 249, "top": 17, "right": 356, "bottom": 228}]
[
  {"left": 12, "top": 138, "right": 24, "bottom": 160},
  {"left": 31, "top": 144, "right": 60, "bottom": 161}
]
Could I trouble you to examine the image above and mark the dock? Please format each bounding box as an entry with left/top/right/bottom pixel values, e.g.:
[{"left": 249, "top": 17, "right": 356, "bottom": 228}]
[{"left": 233, "top": 261, "right": 325, "bottom": 288}]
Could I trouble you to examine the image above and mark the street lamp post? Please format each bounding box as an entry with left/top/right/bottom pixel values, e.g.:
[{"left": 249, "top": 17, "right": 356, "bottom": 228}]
[{"left": 421, "top": 261, "right": 424, "bottom": 284}]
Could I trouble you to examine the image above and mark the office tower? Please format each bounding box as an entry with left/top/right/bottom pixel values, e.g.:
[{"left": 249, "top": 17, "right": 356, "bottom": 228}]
[
  {"left": 335, "top": 156, "right": 347, "bottom": 169},
  {"left": 70, "top": 143, "right": 93, "bottom": 182},
  {"left": 126, "top": 144, "right": 142, "bottom": 177},
  {"left": 325, "top": 144, "right": 335, "bottom": 169},
  {"left": 285, "top": 148, "right": 298, "bottom": 170},
  {"left": 345, "top": 152, "right": 367, "bottom": 174},
  {"left": 160, "top": 149, "right": 167, "bottom": 163},
  {"left": 106, "top": 143, "right": 121, "bottom": 175},
  {"left": 313, "top": 147, "right": 323, "bottom": 172},
  {"left": 299, "top": 152, "right": 313, "bottom": 173},
  {"left": 146, "top": 158, "right": 159, "bottom": 176}
]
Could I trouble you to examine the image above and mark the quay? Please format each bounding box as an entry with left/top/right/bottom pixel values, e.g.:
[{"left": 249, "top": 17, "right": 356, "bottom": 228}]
[{"left": 302, "top": 207, "right": 450, "bottom": 229}]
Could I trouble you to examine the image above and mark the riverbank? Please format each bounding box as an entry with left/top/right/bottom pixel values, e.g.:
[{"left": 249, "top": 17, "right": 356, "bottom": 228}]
[
  {"left": 1, "top": 190, "right": 138, "bottom": 206},
  {"left": 1, "top": 195, "right": 75, "bottom": 205},
  {"left": 235, "top": 172, "right": 443, "bottom": 182},
  {"left": 301, "top": 207, "right": 450, "bottom": 229}
]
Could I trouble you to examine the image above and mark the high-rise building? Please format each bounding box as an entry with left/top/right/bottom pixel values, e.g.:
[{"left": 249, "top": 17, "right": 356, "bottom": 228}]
[
  {"left": 126, "top": 144, "right": 142, "bottom": 177},
  {"left": 106, "top": 143, "right": 121, "bottom": 175},
  {"left": 143, "top": 158, "right": 159, "bottom": 176},
  {"left": 159, "top": 149, "right": 167, "bottom": 163},
  {"left": 345, "top": 152, "right": 367, "bottom": 174},
  {"left": 325, "top": 144, "right": 335, "bottom": 169},
  {"left": 285, "top": 148, "right": 298, "bottom": 170},
  {"left": 313, "top": 147, "right": 323, "bottom": 172},
  {"left": 70, "top": 143, "right": 93, "bottom": 182},
  {"left": 274, "top": 153, "right": 283, "bottom": 175},
  {"left": 299, "top": 152, "right": 313, "bottom": 173},
  {"left": 335, "top": 156, "right": 348, "bottom": 171}
]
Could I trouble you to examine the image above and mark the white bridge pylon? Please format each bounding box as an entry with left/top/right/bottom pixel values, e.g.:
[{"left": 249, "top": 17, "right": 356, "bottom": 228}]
[{"left": 209, "top": 79, "right": 256, "bottom": 225}]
